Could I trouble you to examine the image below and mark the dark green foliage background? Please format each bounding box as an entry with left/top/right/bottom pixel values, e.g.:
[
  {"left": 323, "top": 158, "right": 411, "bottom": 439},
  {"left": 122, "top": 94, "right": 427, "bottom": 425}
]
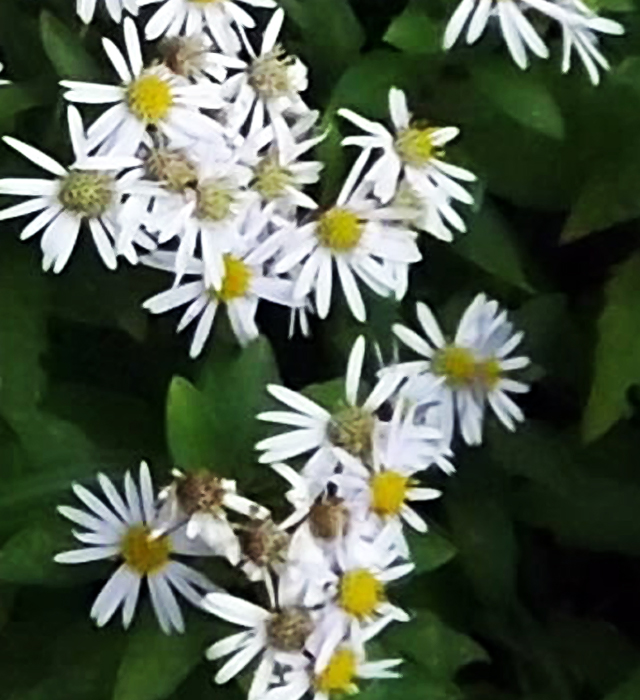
[{"left": 1, "top": 0, "right": 640, "bottom": 698}]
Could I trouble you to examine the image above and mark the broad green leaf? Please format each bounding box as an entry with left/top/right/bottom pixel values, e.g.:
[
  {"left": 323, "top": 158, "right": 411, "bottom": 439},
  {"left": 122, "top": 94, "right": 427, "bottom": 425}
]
[
  {"left": 0, "top": 83, "right": 43, "bottom": 133},
  {"left": 470, "top": 61, "right": 564, "bottom": 139},
  {"left": 301, "top": 377, "right": 345, "bottom": 410},
  {"left": 382, "top": 609, "right": 488, "bottom": 680},
  {"left": 0, "top": 515, "right": 97, "bottom": 585},
  {"left": 198, "top": 335, "right": 281, "bottom": 480},
  {"left": 409, "top": 529, "right": 457, "bottom": 574},
  {"left": 362, "top": 669, "right": 464, "bottom": 700},
  {"left": 114, "top": 616, "right": 211, "bottom": 700},
  {"left": 166, "top": 376, "right": 219, "bottom": 472},
  {"left": 40, "top": 11, "right": 100, "bottom": 80},
  {"left": 454, "top": 204, "right": 534, "bottom": 291},
  {"left": 561, "top": 139, "right": 640, "bottom": 242},
  {"left": 384, "top": 1, "right": 443, "bottom": 55},
  {"left": 583, "top": 253, "right": 640, "bottom": 441}
]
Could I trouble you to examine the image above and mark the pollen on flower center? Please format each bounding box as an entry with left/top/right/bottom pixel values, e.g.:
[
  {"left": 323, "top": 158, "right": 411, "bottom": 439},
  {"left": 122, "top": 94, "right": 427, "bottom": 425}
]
[
  {"left": 475, "top": 357, "right": 502, "bottom": 390},
  {"left": 395, "top": 126, "right": 439, "bottom": 167},
  {"left": 249, "top": 46, "right": 294, "bottom": 99},
  {"left": 326, "top": 405, "right": 374, "bottom": 460},
  {"left": 57, "top": 170, "right": 114, "bottom": 218},
  {"left": 315, "top": 647, "right": 358, "bottom": 694},
  {"left": 338, "top": 569, "right": 384, "bottom": 619},
  {"left": 196, "top": 178, "right": 235, "bottom": 222},
  {"left": 266, "top": 606, "right": 314, "bottom": 652},
  {"left": 126, "top": 73, "right": 173, "bottom": 124},
  {"left": 175, "top": 470, "right": 225, "bottom": 515},
  {"left": 316, "top": 208, "right": 363, "bottom": 252},
  {"left": 145, "top": 147, "right": 198, "bottom": 193},
  {"left": 239, "top": 518, "right": 290, "bottom": 568},
  {"left": 253, "top": 155, "right": 293, "bottom": 201},
  {"left": 120, "top": 525, "right": 171, "bottom": 575},
  {"left": 370, "top": 470, "right": 410, "bottom": 517},
  {"left": 431, "top": 345, "right": 477, "bottom": 388},
  {"left": 207, "top": 254, "right": 252, "bottom": 303}
]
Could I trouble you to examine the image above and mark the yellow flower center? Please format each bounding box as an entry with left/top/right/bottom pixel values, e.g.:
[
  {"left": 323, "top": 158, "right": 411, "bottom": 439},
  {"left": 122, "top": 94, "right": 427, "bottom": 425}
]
[
  {"left": 127, "top": 73, "right": 174, "bottom": 124},
  {"left": 475, "top": 357, "right": 502, "bottom": 391},
  {"left": 316, "top": 208, "right": 363, "bottom": 253},
  {"left": 208, "top": 254, "right": 252, "bottom": 303},
  {"left": 57, "top": 170, "right": 114, "bottom": 218},
  {"left": 326, "top": 405, "right": 374, "bottom": 461},
  {"left": 315, "top": 648, "right": 358, "bottom": 695},
  {"left": 196, "top": 179, "right": 235, "bottom": 222},
  {"left": 431, "top": 345, "right": 477, "bottom": 388},
  {"left": 338, "top": 569, "right": 384, "bottom": 619},
  {"left": 249, "top": 46, "right": 294, "bottom": 99},
  {"left": 370, "top": 470, "right": 410, "bottom": 517},
  {"left": 395, "top": 126, "right": 440, "bottom": 167},
  {"left": 253, "top": 155, "right": 293, "bottom": 201},
  {"left": 120, "top": 525, "right": 171, "bottom": 576}
]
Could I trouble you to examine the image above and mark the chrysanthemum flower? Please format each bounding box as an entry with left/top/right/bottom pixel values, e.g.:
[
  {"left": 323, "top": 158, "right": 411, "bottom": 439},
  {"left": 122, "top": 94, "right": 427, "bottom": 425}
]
[
  {"left": 77, "top": 0, "right": 138, "bottom": 23},
  {"left": 443, "top": 0, "right": 623, "bottom": 81},
  {"left": 140, "top": 0, "right": 276, "bottom": 55},
  {"left": 217, "top": 9, "right": 310, "bottom": 147},
  {"left": 263, "top": 644, "right": 402, "bottom": 700},
  {"left": 156, "top": 468, "right": 269, "bottom": 565},
  {"left": 338, "top": 88, "right": 476, "bottom": 241},
  {"left": 61, "top": 18, "right": 226, "bottom": 156},
  {"left": 256, "top": 336, "right": 404, "bottom": 483},
  {"left": 203, "top": 586, "right": 323, "bottom": 700},
  {"left": 142, "top": 241, "right": 302, "bottom": 356},
  {"left": 393, "top": 295, "right": 530, "bottom": 445},
  {"left": 55, "top": 462, "right": 216, "bottom": 634},
  {"left": 0, "top": 106, "right": 143, "bottom": 272},
  {"left": 274, "top": 150, "right": 421, "bottom": 322}
]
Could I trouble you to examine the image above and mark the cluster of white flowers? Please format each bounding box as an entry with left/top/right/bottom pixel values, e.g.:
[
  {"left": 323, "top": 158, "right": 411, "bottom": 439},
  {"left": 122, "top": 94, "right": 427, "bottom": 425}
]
[
  {"left": 443, "top": 0, "right": 624, "bottom": 83},
  {"left": 56, "top": 319, "right": 529, "bottom": 697},
  {"left": 0, "top": 1, "right": 479, "bottom": 356}
]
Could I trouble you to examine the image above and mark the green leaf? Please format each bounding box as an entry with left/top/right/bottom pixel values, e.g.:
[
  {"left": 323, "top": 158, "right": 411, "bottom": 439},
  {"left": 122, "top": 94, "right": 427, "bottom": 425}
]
[
  {"left": 583, "top": 253, "right": 640, "bottom": 441},
  {"left": 301, "top": 377, "right": 345, "bottom": 411},
  {"left": 561, "top": 138, "right": 640, "bottom": 242},
  {"left": 471, "top": 61, "right": 564, "bottom": 139},
  {"left": 384, "top": 1, "right": 444, "bottom": 55},
  {"left": 409, "top": 529, "right": 457, "bottom": 574},
  {"left": 0, "top": 515, "right": 95, "bottom": 585},
  {"left": 198, "top": 335, "right": 281, "bottom": 480},
  {"left": 454, "top": 204, "right": 534, "bottom": 291},
  {"left": 40, "top": 11, "right": 100, "bottom": 80},
  {"left": 362, "top": 668, "right": 464, "bottom": 700},
  {"left": 114, "top": 616, "right": 211, "bottom": 700},
  {"left": 166, "top": 377, "right": 219, "bottom": 472},
  {"left": 382, "top": 609, "right": 488, "bottom": 680}
]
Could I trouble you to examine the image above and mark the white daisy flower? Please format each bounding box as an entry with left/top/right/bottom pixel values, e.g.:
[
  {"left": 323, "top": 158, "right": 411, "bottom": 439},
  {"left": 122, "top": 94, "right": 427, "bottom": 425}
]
[
  {"left": 302, "top": 524, "right": 413, "bottom": 641},
  {"left": 142, "top": 240, "right": 302, "bottom": 357},
  {"left": 140, "top": 0, "right": 276, "bottom": 55},
  {"left": 218, "top": 9, "right": 309, "bottom": 147},
  {"left": 392, "top": 295, "right": 530, "bottom": 446},
  {"left": 335, "top": 399, "right": 442, "bottom": 539},
  {"left": 443, "top": 0, "right": 623, "bottom": 75},
  {"left": 55, "top": 462, "right": 217, "bottom": 634},
  {"left": 77, "top": 0, "right": 138, "bottom": 23},
  {"left": 0, "top": 106, "right": 144, "bottom": 273},
  {"left": 557, "top": 2, "right": 624, "bottom": 84},
  {"left": 61, "top": 18, "right": 226, "bottom": 157},
  {"left": 158, "top": 32, "right": 231, "bottom": 83},
  {"left": 274, "top": 148, "right": 421, "bottom": 322},
  {"left": 256, "top": 336, "right": 404, "bottom": 483},
  {"left": 338, "top": 88, "right": 476, "bottom": 240},
  {"left": 203, "top": 585, "right": 326, "bottom": 700},
  {"left": 263, "top": 643, "right": 402, "bottom": 700},
  {"left": 156, "top": 468, "right": 269, "bottom": 565}
]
